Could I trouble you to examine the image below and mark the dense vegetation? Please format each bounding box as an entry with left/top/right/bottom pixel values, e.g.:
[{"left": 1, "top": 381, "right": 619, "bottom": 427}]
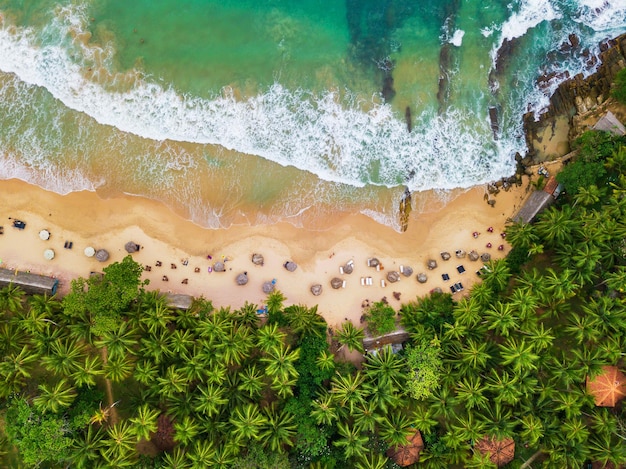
[{"left": 1, "top": 132, "right": 626, "bottom": 468}]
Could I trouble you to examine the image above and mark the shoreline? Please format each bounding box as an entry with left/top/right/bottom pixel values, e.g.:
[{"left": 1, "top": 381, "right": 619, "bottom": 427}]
[{"left": 0, "top": 177, "right": 533, "bottom": 328}]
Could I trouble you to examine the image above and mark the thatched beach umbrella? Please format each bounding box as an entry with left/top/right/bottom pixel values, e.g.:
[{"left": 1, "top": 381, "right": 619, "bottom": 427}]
[
  {"left": 431, "top": 287, "right": 443, "bottom": 293},
  {"left": 368, "top": 258, "right": 380, "bottom": 268},
  {"left": 586, "top": 365, "right": 626, "bottom": 407},
  {"left": 440, "top": 251, "right": 451, "bottom": 261},
  {"left": 417, "top": 273, "right": 428, "bottom": 283},
  {"left": 251, "top": 253, "right": 264, "bottom": 266},
  {"left": 311, "top": 284, "right": 323, "bottom": 296},
  {"left": 475, "top": 436, "right": 515, "bottom": 467},
  {"left": 284, "top": 261, "right": 297, "bottom": 272},
  {"left": 262, "top": 280, "right": 275, "bottom": 294},
  {"left": 330, "top": 277, "right": 343, "bottom": 289},
  {"left": 387, "top": 271, "right": 401, "bottom": 283},
  {"left": 236, "top": 272, "right": 248, "bottom": 286},
  {"left": 125, "top": 241, "right": 140, "bottom": 253},
  {"left": 39, "top": 229, "right": 50, "bottom": 240},
  {"left": 84, "top": 246, "right": 95, "bottom": 257},
  {"left": 481, "top": 253, "right": 491, "bottom": 262},
  {"left": 343, "top": 263, "right": 354, "bottom": 274},
  {"left": 427, "top": 259, "right": 438, "bottom": 270},
  {"left": 469, "top": 250, "right": 480, "bottom": 261},
  {"left": 387, "top": 430, "right": 424, "bottom": 467},
  {"left": 401, "top": 266, "right": 413, "bottom": 277},
  {"left": 95, "top": 249, "right": 109, "bottom": 262},
  {"left": 455, "top": 249, "right": 466, "bottom": 258},
  {"left": 43, "top": 249, "right": 55, "bottom": 260},
  {"left": 213, "top": 261, "right": 225, "bottom": 272}
]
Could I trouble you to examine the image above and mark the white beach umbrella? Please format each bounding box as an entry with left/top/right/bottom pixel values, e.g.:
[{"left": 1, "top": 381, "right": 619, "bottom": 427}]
[
  {"left": 39, "top": 229, "right": 50, "bottom": 240},
  {"left": 84, "top": 246, "right": 95, "bottom": 257},
  {"left": 43, "top": 249, "right": 55, "bottom": 260}
]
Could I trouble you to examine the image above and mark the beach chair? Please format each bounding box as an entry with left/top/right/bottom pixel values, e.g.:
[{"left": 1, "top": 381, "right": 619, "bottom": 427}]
[
  {"left": 367, "top": 277, "right": 373, "bottom": 286},
  {"left": 380, "top": 279, "right": 386, "bottom": 287},
  {"left": 399, "top": 265, "right": 404, "bottom": 274},
  {"left": 347, "top": 260, "right": 354, "bottom": 267},
  {"left": 367, "top": 258, "right": 372, "bottom": 267},
  {"left": 342, "top": 280, "right": 347, "bottom": 288},
  {"left": 361, "top": 277, "right": 365, "bottom": 286},
  {"left": 376, "top": 264, "right": 380, "bottom": 271},
  {"left": 339, "top": 266, "right": 344, "bottom": 274}
]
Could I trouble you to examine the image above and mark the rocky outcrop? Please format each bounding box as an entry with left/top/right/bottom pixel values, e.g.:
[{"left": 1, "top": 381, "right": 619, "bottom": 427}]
[{"left": 523, "top": 34, "right": 626, "bottom": 163}]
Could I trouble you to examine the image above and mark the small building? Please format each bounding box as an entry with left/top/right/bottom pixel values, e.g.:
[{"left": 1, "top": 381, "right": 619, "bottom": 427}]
[
  {"left": 164, "top": 293, "right": 194, "bottom": 310},
  {"left": 586, "top": 365, "right": 626, "bottom": 407},
  {"left": 593, "top": 111, "right": 626, "bottom": 136},
  {"left": 0, "top": 268, "right": 59, "bottom": 296},
  {"left": 386, "top": 430, "right": 424, "bottom": 467},
  {"left": 476, "top": 436, "right": 515, "bottom": 467},
  {"left": 512, "top": 190, "right": 554, "bottom": 224},
  {"left": 363, "top": 327, "right": 410, "bottom": 354}
]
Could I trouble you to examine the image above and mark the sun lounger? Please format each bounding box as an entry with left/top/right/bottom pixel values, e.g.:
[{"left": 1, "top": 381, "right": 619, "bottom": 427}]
[
  {"left": 361, "top": 277, "right": 365, "bottom": 286},
  {"left": 342, "top": 280, "right": 347, "bottom": 288},
  {"left": 367, "top": 258, "right": 372, "bottom": 267},
  {"left": 339, "top": 266, "right": 344, "bottom": 274},
  {"left": 442, "top": 273, "right": 450, "bottom": 281},
  {"left": 399, "top": 265, "right": 404, "bottom": 273},
  {"left": 457, "top": 265, "right": 466, "bottom": 274},
  {"left": 381, "top": 279, "right": 386, "bottom": 287},
  {"left": 366, "top": 277, "right": 373, "bottom": 285},
  {"left": 376, "top": 264, "right": 380, "bottom": 271},
  {"left": 347, "top": 260, "right": 354, "bottom": 267}
]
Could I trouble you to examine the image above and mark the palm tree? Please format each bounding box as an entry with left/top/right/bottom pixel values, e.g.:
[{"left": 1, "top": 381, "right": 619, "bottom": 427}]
[
  {"left": 574, "top": 184, "right": 605, "bottom": 206},
  {"left": 377, "top": 412, "right": 414, "bottom": 448},
  {"left": 266, "top": 290, "right": 286, "bottom": 317},
  {"left": 102, "top": 421, "right": 137, "bottom": 466},
  {"left": 504, "top": 221, "right": 539, "bottom": 249},
  {"left": 193, "top": 383, "right": 228, "bottom": 417},
  {"left": 588, "top": 433, "right": 626, "bottom": 467},
  {"left": 334, "top": 422, "right": 368, "bottom": 460},
  {"left": 0, "top": 344, "right": 38, "bottom": 397},
  {"left": 498, "top": 338, "right": 539, "bottom": 374},
  {"left": 168, "top": 329, "right": 195, "bottom": 356},
  {"left": 261, "top": 344, "right": 300, "bottom": 382},
  {"left": 355, "top": 452, "right": 389, "bottom": 469},
  {"left": 211, "top": 444, "right": 238, "bottom": 468},
  {"left": 133, "top": 359, "right": 160, "bottom": 386},
  {"left": 140, "top": 331, "right": 171, "bottom": 365},
  {"left": 335, "top": 321, "right": 365, "bottom": 353},
  {"left": 458, "top": 338, "right": 493, "bottom": 373},
  {"left": 71, "top": 354, "right": 104, "bottom": 388},
  {"left": 33, "top": 378, "right": 77, "bottom": 413},
  {"left": 255, "top": 322, "right": 286, "bottom": 354},
  {"left": 315, "top": 349, "right": 335, "bottom": 373},
  {"left": 140, "top": 300, "right": 174, "bottom": 335},
  {"left": 412, "top": 404, "right": 437, "bottom": 436},
  {"left": 452, "top": 296, "right": 483, "bottom": 328},
  {"left": 270, "top": 374, "right": 297, "bottom": 399},
  {"left": 94, "top": 322, "right": 138, "bottom": 360},
  {"left": 129, "top": 403, "right": 159, "bottom": 441},
  {"left": 161, "top": 447, "right": 189, "bottom": 469},
  {"left": 485, "top": 369, "right": 522, "bottom": 406},
  {"left": 234, "top": 302, "right": 260, "bottom": 329},
  {"left": 454, "top": 376, "right": 489, "bottom": 411},
  {"left": 173, "top": 415, "right": 200, "bottom": 446},
  {"left": 259, "top": 405, "right": 296, "bottom": 453},
  {"left": 285, "top": 304, "right": 326, "bottom": 338},
  {"left": 352, "top": 400, "right": 379, "bottom": 433},
  {"left": 363, "top": 345, "right": 404, "bottom": 387},
  {"left": 70, "top": 425, "right": 105, "bottom": 469},
  {"left": 331, "top": 372, "right": 366, "bottom": 414},
  {"left": 156, "top": 365, "right": 189, "bottom": 398},
  {"left": 364, "top": 379, "right": 400, "bottom": 414},
  {"left": 42, "top": 338, "right": 86, "bottom": 376},
  {"left": 0, "top": 283, "right": 25, "bottom": 314},
  {"left": 310, "top": 391, "right": 338, "bottom": 426},
  {"left": 186, "top": 440, "right": 216, "bottom": 469},
  {"left": 103, "top": 354, "right": 134, "bottom": 383},
  {"left": 450, "top": 413, "right": 486, "bottom": 443},
  {"left": 517, "top": 414, "right": 544, "bottom": 447},
  {"left": 535, "top": 204, "right": 576, "bottom": 246},
  {"left": 218, "top": 327, "right": 253, "bottom": 366},
  {"left": 564, "top": 312, "right": 602, "bottom": 344},
  {"left": 229, "top": 403, "right": 267, "bottom": 443},
  {"left": 196, "top": 311, "right": 229, "bottom": 344},
  {"left": 485, "top": 301, "right": 519, "bottom": 338},
  {"left": 238, "top": 364, "right": 264, "bottom": 398},
  {"left": 508, "top": 287, "right": 539, "bottom": 322},
  {"left": 480, "top": 259, "right": 511, "bottom": 293}
]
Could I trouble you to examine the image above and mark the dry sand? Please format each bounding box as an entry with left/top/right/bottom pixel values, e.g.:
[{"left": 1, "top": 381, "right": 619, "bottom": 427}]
[{"left": 0, "top": 178, "right": 533, "bottom": 328}]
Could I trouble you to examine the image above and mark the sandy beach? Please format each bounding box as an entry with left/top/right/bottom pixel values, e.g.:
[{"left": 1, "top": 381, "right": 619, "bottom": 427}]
[{"left": 0, "top": 177, "right": 533, "bottom": 328}]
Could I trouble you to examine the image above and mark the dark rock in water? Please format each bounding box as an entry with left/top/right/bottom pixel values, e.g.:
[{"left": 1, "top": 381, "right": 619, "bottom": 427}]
[
  {"left": 488, "top": 106, "right": 499, "bottom": 140},
  {"left": 405, "top": 106, "right": 412, "bottom": 133},
  {"left": 387, "top": 271, "right": 401, "bottom": 283},
  {"left": 494, "top": 36, "right": 523, "bottom": 75},
  {"left": 437, "top": 43, "right": 452, "bottom": 112},
  {"left": 398, "top": 187, "right": 412, "bottom": 232},
  {"left": 569, "top": 33, "right": 580, "bottom": 49},
  {"left": 382, "top": 74, "right": 396, "bottom": 101},
  {"left": 311, "top": 284, "right": 323, "bottom": 296}
]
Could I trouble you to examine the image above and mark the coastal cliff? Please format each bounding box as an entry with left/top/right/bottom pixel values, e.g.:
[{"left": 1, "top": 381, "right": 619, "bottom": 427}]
[{"left": 523, "top": 34, "right": 626, "bottom": 163}]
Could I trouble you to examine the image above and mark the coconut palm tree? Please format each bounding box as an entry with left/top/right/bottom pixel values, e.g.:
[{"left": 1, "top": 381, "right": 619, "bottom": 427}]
[
  {"left": 103, "top": 354, "right": 134, "bottom": 383},
  {"left": 229, "top": 403, "right": 267, "bottom": 444},
  {"left": 355, "top": 452, "right": 389, "bottom": 469},
  {"left": 363, "top": 345, "right": 404, "bottom": 387},
  {"left": 168, "top": 328, "right": 195, "bottom": 356},
  {"left": 588, "top": 433, "right": 626, "bottom": 467},
  {"left": 352, "top": 399, "right": 379, "bottom": 433},
  {"left": 270, "top": 374, "right": 298, "bottom": 399},
  {"left": 535, "top": 205, "right": 576, "bottom": 246},
  {"left": 133, "top": 359, "right": 160, "bottom": 386},
  {"left": 457, "top": 338, "right": 493, "bottom": 373},
  {"left": 0, "top": 344, "right": 38, "bottom": 395},
  {"left": 101, "top": 421, "right": 137, "bottom": 466},
  {"left": 480, "top": 260, "right": 511, "bottom": 293},
  {"left": 377, "top": 411, "right": 414, "bottom": 448},
  {"left": 173, "top": 415, "right": 200, "bottom": 446},
  {"left": 95, "top": 322, "right": 138, "bottom": 360},
  {"left": 186, "top": 440, "right": 216, "bottom": 469},
  {"left": 71, "top": 354, "right": 104, "bottom": 388},
  {"left": 564, "top": 312, "right": 602, "bottom": 345},
  {"left": 331, "top": 371, "right": 366, "bottom": 414},
  {"left": 70, "top": 425, "right": 105, "bottom": 469},
  {"left": 517, "top": 414, "right": 544, "bottom": 447},
  {"left": 259, "top": 405, "right": 296, "bottom": 453},
  {"left": 485, "top": 301, "right": 519, "bottom": 338},
  {"left": 452, "top": 296, "right": 483, "bottom": 328},
  {"left": 33, "top": 378, "right": 77, "bottom": 413},
  {"left": 140, "top": 300, "right": 175, "bottom": 335},
  {"left": 218, "top": 327, "right": 253, "bottom": 367},
  {"left": 364, "top": 378, "right": 400, "bottom": 414},
  {"left": 498, "top": 338, "right": 540, "bottom": 374},
  {"left": 285, "top": 304, "right": 326, "bottom": 338},
  {"left": 140, "top": 331, "right": 171, "bottom": 365},
  {"left": 42, "top": 338, "right": 86, "bottom": 376},
  {"left": 161, "top": 447, "right": 189, "bottom": 469},
  {"left": 196, "top": 311, "right": 229, "bottom": 345},
  {"left": 156, "top": 365, "right": 189, "bottom": 398},
  {"left": 255, "top": 322, "right": 286, "bottom": 354},
  {"left": 266, "top": 290, "right": 286, "bottom": 317},
  {"left": 261, "top": 344, "right": 300, "bottom": 382},
  {"left": 310, "top": 391, "right": 338, "bottom": 426},
  {"left": 334, "top": 422, "right": 368, "bottom": 460},
  {"left": 454, "top": 376, "right": 489, "bottom": 411},
  {"left": 485, "top": 369, "right": 522, "bottom": 407},
  {"left": 505, "top": 221, "right": 539, "bottom": 249},
  {"left": 0, "top": 283, "right": 25, "bottom": 314},
  {"left": 335, "top": 321, "right": 365, "bottom": 353},
  {"left": 449, "top": 412, "right": 486, "bottom": 443},
  {"left": 129, "top": 403, "right": 159, "bottom": 441},
  {"left": 237, "top": 364, "right": 264, "bottom": 398},
  {"left": 193, "top": 383, "right": 228, "bottom": 417},
  {"left": 315, "top": 349, "right": 335, "bottom": 373}
]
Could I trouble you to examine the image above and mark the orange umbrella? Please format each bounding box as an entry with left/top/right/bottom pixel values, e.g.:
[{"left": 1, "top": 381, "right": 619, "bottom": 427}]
[
  {"left": 586, "top": 365, "right": 626, "bottom": 407},
  {"left": 476, "top": 436, "right": 515, "bottom": 467}
]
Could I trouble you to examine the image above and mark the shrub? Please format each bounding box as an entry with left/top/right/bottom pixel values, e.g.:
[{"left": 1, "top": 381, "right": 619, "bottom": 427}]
[
  {"left": 612, "top": 67, "right": 626, "bottom": 105},
  {"left": 363, "top": 301, "right": 396, "bottom": 336}
]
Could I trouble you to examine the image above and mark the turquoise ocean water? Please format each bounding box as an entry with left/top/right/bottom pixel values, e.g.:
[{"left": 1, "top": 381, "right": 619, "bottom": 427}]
[{"left": 0, "top": 0, "right": 624, "bottom": 229}]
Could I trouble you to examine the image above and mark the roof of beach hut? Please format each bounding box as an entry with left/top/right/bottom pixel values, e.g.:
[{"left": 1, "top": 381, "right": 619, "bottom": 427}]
[
  {"left": 262, "top": 281, "right": 275, "bottom": 294},
  {"left": 164, "top": 293, "right": 194, "bottom": 310},
  {"left": 480, "top": 253, "right": 492, "bottom": 262},
  {"left": 469, "top": 250, "right": 480, "bottom": 261},
  {"left": 343, "top": 263, "right": 354, "bottom": 274},
  {"left": 417, "top": 273, "right": 428, "bottom": 283},
  {"left": 95, "top": 249, "right": 109, "bottom": 262},
  {"left": 213, "top": 261, "right": 225, "bottom": 272},
  {"left": 386, "top": 430, "right": 424, "bottom": 467},
  {"left": 84, "top": 246, "right": 95, "bottom": 257},
  {"left": 310, "top": 284, "right": 323, "bottom": 296},
  {"left": 475, "top": 436, "right": 515, "bottom": 467},
  {"left": 368, "top": 257, "right": 380, "bottom": 267},
  {"left": 455, "top": 249, "right": 466, "bottom": 258},
  {"left": 43, "top": 249, "right": 55, "bottom": 260},
  {"left": 125, "top": 241, "right": 140, "bottom": 253},
  {"left": 251, "top": 253, "right": 264, "bottom": 266},
  {"left": 39, "top": 229, "right": 50, "bottom": 240},
  {"left": 330, "top": 277, "right": 343, "bottom": 289},
  {"left": 0, "top": 267, "right": 59, "bottom": 296},
  {"left": 284, "top": 261, "right": 297, "bottom": 272},
  {"left": 401, "top": 266, "right": 413, "bottom": 277},
  {"left": 586, "top": 365, "right": 626, "bottom": 407},
  {"left": 387, "top": 271, "right": 401, "bottom": 283},
  {"left": 427, "top": 259, "right": 438, "bottom": 270},
  {"left": 236, "top": 272, "right": 248, "bottom": 286},
  {"left": 440, "top": 251, "right": 451, "bottom": 261}
]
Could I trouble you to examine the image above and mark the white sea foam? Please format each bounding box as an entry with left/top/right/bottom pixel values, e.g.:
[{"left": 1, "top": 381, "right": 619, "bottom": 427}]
[
  {"left": 0, "top": 5, "right": 518, "bottom": 194},
  {"left": 500, "top": 0, "right": 561, "bottom": 42},
  {"left": 573, "top": 0, "right": 626, "bottom": 32},
  {"left": 450, "top": 29, "right": 465, "bottom": 47}
]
